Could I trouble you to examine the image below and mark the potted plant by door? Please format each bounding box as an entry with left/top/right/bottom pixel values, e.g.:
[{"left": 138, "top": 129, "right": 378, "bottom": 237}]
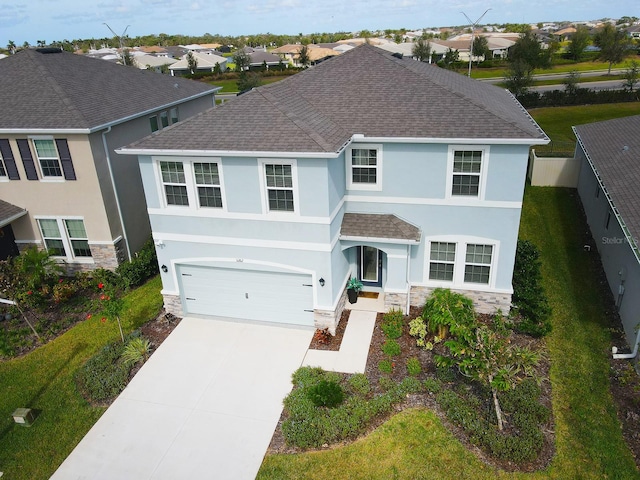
[{"left": 346, "top": 277, "right": 363, "bottom": 304}]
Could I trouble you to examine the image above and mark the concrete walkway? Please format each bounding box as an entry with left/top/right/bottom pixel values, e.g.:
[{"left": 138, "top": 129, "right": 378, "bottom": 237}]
[
  {"left": 51, "top": 317, "right": 313, "bottom": 480},
  {"left": 302, "top": 296, "right": 382, "bottom": 374}
]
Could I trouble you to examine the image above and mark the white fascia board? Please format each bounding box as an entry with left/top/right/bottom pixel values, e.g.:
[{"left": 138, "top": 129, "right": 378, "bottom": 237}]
[
  {"left": 0, "top": 128, "right": 91, "bottom": 135},
  {"left": 90, "top": 89, "right": 220, "bottom": 134},
  {"left": 339, "top": 235, "right": 420, "bottom": 245},
  {"left": 0, "top": 209, "right": 28, "bottom": 228},
  {"left": 352, "top": 136, "right": 550, "bottom": 146},
  {"left": 116, "top": 147, "right": 341, "bottom": 159}
]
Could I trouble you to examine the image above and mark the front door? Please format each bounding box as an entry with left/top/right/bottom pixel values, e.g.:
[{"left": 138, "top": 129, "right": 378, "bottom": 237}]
[
  {"left": 0, "top": 225, "right": 19, "bottom": 261},
  {"left": 359, "top": 246, "right": 382, "bottom": 287}
]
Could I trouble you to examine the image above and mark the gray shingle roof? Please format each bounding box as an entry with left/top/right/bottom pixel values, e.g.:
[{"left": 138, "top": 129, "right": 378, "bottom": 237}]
[
  {"left": 574, "top": 115, "right": 640, "bottom": 245},
  {"left": 0, "top": 48, "right": 217, "bottom": 130},
  {"left": 0, "top": 199, "right": 27, "bottom": 227},
  {"left": 341, "top": 213, "right": 421, "bottom": 242},
  {"left": 127, "top": 44, "right": 547, "bottom": 154}
]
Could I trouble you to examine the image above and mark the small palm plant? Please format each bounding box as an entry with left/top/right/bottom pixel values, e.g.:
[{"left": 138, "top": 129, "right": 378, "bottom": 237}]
[{"left": 121, "top": 337, "right": 152, "bottom": 366}]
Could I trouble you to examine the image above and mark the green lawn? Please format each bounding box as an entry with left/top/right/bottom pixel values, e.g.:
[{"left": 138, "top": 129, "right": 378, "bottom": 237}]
[
  {"left": 471, "top": 59, "right": 634, "bottom": 79},
  {"left": 529, "top": 103, "right": 640, "bottom": 143},
  {"left": 208, "top": 75, "right": 291, "bottom": 93},
  {"left": 0, "top": 277, "right": 163, "bottom": 480},
  {"left": 257, "top": 187, "right": 639, "bottom": 479}
]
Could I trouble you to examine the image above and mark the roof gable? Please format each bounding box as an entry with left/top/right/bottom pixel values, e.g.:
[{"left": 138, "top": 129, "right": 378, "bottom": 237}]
[
  {"left": 128, "top": 44, "right": 546, "bottom": 154},
  {"left": 0, "top": 48, "right": 217, "bottom": 130}
]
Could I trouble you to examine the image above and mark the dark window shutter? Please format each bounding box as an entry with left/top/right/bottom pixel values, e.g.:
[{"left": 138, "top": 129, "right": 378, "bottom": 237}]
[
  {"left": 0, "top": 139, "right": 20, "bottom": 180},
  {"left": 16, "top": 139, "right": 38, "bottom": 180},
  {"left": 55, "top": 139, "right": 76, "bottom": 180}
]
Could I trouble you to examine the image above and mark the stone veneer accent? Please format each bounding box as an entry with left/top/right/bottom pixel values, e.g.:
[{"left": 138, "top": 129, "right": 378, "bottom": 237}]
[
  {"left": 410, "top": 285, "right": 512, "bottom": 314},
  {"left": 314, "top": 288, "right": 347, "bottom": 335},
  {"left": 17, "top": 241, "right": 124, "bottom": 275},
  {"left": 384, "top": 292, "right": 408, "bottom": 314},
  {"left": 162, "top": 293, "right": 184, "bottom": 317}
]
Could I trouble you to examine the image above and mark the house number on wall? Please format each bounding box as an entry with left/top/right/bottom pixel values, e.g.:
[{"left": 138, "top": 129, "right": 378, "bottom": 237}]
[{"left": 236, "top": 258, "right": 243, "bottom": 262}]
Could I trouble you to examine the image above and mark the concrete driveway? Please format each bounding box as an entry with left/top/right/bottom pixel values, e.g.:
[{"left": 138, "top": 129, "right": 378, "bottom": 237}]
[{"left": 51, "top": 317, "right": 313, "bottom": 480}]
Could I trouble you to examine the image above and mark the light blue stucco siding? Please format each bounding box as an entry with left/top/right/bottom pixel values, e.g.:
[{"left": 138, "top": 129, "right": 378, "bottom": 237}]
[
  {"left": 577, "top": 150, "right": 640, "bottom": 349},
  {"left": 484, "top": 145, "right": 530, "bottom": 202}
]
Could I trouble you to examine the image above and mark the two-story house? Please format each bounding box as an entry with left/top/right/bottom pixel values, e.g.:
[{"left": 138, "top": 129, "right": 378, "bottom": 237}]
[
  {"left": 121, "top": 44, "right": 548, "bottom": 332},
  {"left": 0, "top": 48, "right": 218, "bottom": 270}
]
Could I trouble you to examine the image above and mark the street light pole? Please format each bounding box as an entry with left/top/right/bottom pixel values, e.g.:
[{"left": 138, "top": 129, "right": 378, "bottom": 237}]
[
  {"left": 103, "top": 23, "right": 131, "bottom": 65},
  {"left": 461, "top": 9, "right": 491, "bottom": 77}
]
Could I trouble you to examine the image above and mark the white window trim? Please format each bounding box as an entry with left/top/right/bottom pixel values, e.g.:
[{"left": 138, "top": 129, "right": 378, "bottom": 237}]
[
  {"left": 445, "top": 145, "right": 489, "bottom": 201},
  {"left": 258, "top": 158, "right": 300, "bottom": 215},
  {"left": 424, "top": 235, "right": 499, "bottom": 289},
  {"left": 346, "top": 143, "right": 383, "bottom": 191},
  {"left": 35, "top": 216, "right": 94, "bottom": 264},
  {"left": 155, "top": 159, "right": 227, "bottom": 212},
  {"left": 0, "top": 153, "right": 7, "bottom": 181},
  {"left": 30, "top": 136, "right": 64, "bottom": 182}
]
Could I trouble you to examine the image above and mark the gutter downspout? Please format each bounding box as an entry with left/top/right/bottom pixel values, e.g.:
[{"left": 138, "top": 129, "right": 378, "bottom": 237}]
[
  {"left": 405, "top": 244, "right": 411, "bottom": 315},
  {"left": 102, "top": 126, "right": 132, "bottom": 261},
  {"left": 612, "top": 330, "right": 640, "bottom": 360}
]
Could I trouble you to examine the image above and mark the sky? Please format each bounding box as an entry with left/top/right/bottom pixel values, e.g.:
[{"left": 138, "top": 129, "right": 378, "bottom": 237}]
[{"left": 0, "top": 0, "right": 634, "bottom": 47}]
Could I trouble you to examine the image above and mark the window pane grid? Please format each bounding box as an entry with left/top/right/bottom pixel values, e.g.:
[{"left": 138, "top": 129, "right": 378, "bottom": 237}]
[
  {"left": 194, "top": 163, "right": 220, "bottom": 185},
  {"left": 464, "top": 244, "right": 492, "bottom": 284},
  {"left": 0, "top": 160, "right": 6, "bottom": 177},
  {"left": 165, "top": 185, "right": 189, "bottom": 205},
  {"left": 453, "top": 151, "right": 482, "bottom": 173},
  {"left": 464, "top": 265, "right": 491, "bottom": 284},
  {"left": 466, "top": 244, "right": 493, "bottom": 264},
  {"left": 160, "top": 162, "right": 185, "bottom": 183},
  {"left": 39, "top": 219, "right": 61, "bottom": 238},
  {"left": 352, "top": 167, "right": 376, "bottom": 183},
  {"left": 44, "top": 239, "right": 65, "bottom": 256},
  {"left": 268, "top": 190, "right": 294, "bottom": 211},
  {"left": 64, "top": 219, "right": 87, "bottom": 238},
  {"left": 265, "top": 164, "right": 292, "bottom": 188},
  {"left": 34, "top": 139, "right": 62, "bottom": 177},
  {"left": 198, "top": 186, "right": 223, "bottom": 208},
  {"left": 34, "top": 140, "right": 58, "bottom": 158},
  {"left": 429, "top": 242, "right": 455, "bottom": 281},
  {"left": 352, "top": 149, "right": 377, "bottom": 165},
  {"left": 452, "top": 175, "right": 479, "bottom": 196},
  {"left": 160, "top": 111, "right": 169, "bottom": 128}
]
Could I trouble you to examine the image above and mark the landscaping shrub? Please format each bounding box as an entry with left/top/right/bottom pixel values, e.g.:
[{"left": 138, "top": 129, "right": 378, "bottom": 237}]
[
  {"left": 347, "top": 373, "right": 370, "bottom": 397},
  {"left": 435, "top": 365, "right": 457, "bottom": 382},
  {"left": 517, "top": 88, "right": 639, "bottom": 108},
  {"left": 121, "top": 336, "right": 152, "bottom": 366},
  {"left": 381, "top": 339, "right": 401, "bottom": 357},
  {"left": 75, "top": 337, "right": 136, "bottom": 403},
  {"left": 307, "top": 380, "right": 345, "bottom": 408},
  {"left": 378, "top": 359, "right": 393, "bottom": 374},
  {"left": 115, "top": 239, "right": 159, "bottom": 290},
  {"left": 381, "top": 309, "right": 404, "bottom": 339},
  {"left": 423, "top": 377, "right": 442, "bottom": 394},
  {"left": 512, "top": 240, "right": 552, "bottom": 337},
  {"left": 406, "top": 357, "right": 422, "bottom": 376}
]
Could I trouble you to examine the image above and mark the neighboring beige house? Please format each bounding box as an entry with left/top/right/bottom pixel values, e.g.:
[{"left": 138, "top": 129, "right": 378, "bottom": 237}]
[
  {"left": 271, "top": 44, "right": 340, "bottom": 66},
  {"left": 0, "top": 48, "right": 219, "bottom": 271}
]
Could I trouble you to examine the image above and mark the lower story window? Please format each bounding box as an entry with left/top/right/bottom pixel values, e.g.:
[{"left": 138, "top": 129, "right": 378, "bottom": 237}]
[
  {"left": 464, "top": 244, "right": 492, "bottom": 284},
  {"left": 37, "top": 218, "right": 92, "bottom": 259},
  {"left": 429, "top": 242, "right": 456, "bottom": 281}
]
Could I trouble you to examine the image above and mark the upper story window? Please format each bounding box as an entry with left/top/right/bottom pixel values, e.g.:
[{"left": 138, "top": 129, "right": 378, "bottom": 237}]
[
  {"left": 160, "top": 161, "right": 189, "bottom": 206},
  {"left": 170, "top": 108, "right": 179, "bottom": 124},
  {"left": 158, "top": 160, "right": 225, "bottom": 209},
  {"left": 346, "top": 144, "right": 382, "bottom": 191},
  {"left": 0, "top": 155, "right": 6, "bottom": 178},
  {"left": 160, "top": 111, "right": 169, "bottom": 128},
  {"left": 452, "top": 150, "right": 482, "bottom": 196},
  {"left": 150, "top": 115, "right": 160, "bottom": 133},
  {"left": 194, "top": 162, "right": 223, "bottom": 208},
  {"left": 265, "top": 164, "right": 294, "bottom": 211},
  {"left": 151, "top": 109, "right": 179, "bottom": 133},
  {"left": 37, "top": 218, "right": 92, "bottom": 260},
  {"left": 34, "top": 139, "right": 62, "bottom": 177}
]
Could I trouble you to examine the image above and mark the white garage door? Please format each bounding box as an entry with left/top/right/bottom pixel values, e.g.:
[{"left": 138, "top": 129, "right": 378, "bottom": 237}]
[{"left": 178, "top": 265, "right": 314, "bottom": 326}]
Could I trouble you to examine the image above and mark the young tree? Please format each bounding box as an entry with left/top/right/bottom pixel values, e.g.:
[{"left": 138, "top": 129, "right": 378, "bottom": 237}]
[
  {"left": 121, "top": 48, "right": 135, "bottom": 67},
  {"left": 412, "top": 37, "right": 432, "bottom": 62},
  {"left": 621, "top": 60, "right": 639, "bottom": 93},
  {"left": 562, "top": 70, "right": 581, "bottom": 95},
  {"left": 472, "top": 36, "right": 490, "bottom": 63},
  {"left": 186, "top": 51, "right": 198, "bottom": 74},
  {"left": 233, "top": 49, "right": 250, "bottom": 72},
  {"left": 435, "top": 313, "right": 540, "bottom": 431},
  {"left": 566, "top": 25, "right": 591, "bottom": 61},
  {"left": 508, "top": 31, "right": 551, "bottom": 73},
  {"left": 298, "top": 44, "right": 311, "bottom": 68},
  {"left": 594, "top": 24, "right": 632, "bottom": 75},
  {"left": 237, "top": 71, "right": 262, "bottom": 93},
  {"left": 504, "top": 59, "right": 534, "bottom": 95},
  {"left": 440, "top": 48, "right": 459, "bottom": 69},
  {"left": 7, "top": 40, "right": 16, "bottom": 54}
]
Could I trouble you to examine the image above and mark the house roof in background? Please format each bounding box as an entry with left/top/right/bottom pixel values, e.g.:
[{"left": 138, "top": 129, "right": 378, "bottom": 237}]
[
  {"left": 169, "top": 51, "right": 227, "bottom": 70},
  {"left": 574, "top": 115, "right": 640, "bottom": 246},
  {"left": 126, "top": 44, "right": 547, "bottom": 154},
  {"left": 0, "top": 48, "right": 217, "bottom": 131},
  {"left": 341, "top": 213, "right": 421, "bottom": 242}
]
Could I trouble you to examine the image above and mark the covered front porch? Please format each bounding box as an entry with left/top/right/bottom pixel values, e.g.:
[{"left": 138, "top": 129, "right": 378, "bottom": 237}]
[{"left": 339, "top": 212, "right": 421, "bottom": 314}]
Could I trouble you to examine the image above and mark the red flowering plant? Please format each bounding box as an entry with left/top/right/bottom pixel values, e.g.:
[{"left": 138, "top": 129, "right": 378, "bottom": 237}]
[{"left": 96, "top": 282, "right": 125, "bottom": 343}]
